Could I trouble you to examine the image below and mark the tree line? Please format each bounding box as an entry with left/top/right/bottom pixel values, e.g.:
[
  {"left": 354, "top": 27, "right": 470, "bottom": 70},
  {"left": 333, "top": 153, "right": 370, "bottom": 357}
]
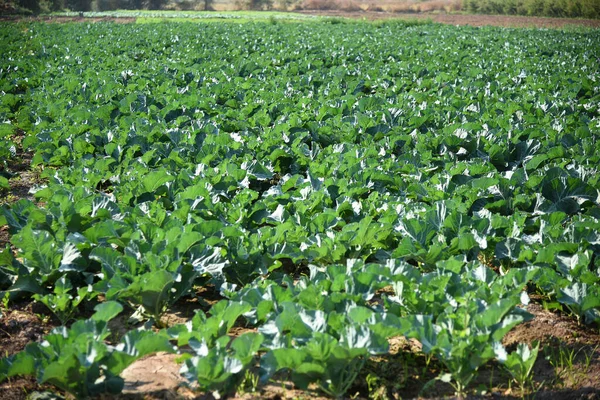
[
  {"left": 5, "top": 0, "right": 282, "bottom": 13},
  {"left": 8, "top": 0, "right": 172, "bottom": 13},
  {"left": 4, "top": 0, "right": 600, "bottom": 23},
  {"left": 463, "top": 0, "right": 600, "bottom": 19}
]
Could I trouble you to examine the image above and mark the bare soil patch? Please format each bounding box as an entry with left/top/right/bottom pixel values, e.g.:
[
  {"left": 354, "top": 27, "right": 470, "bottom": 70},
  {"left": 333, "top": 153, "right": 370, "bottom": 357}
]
[
  {"left": 0, "top": 302, "right": 55, "bottom": 357},
  {"left": 0, "top": 130, "right": 43, "bottom": 249},
  {"left": 0, "top": 226, "right": 9, "bottom": 251},
  {"left": 0, "top": 15, "right": 136, "bottom": 23},
  {"left": 504, "top": 303, "right": 600, "bottom": 349},
  {"left": 0, "top": 302, "right": 57, "bottom": 400},
  {"left": 0, "top": 129, "right": 41, "bottom": 207},
  {"left": 503, "top": 302, "right": 600, "bottom": 396},
  {"left": 299, "top": 10, "right": 600, "bottom": 28},
  {"left": 2, "top": 12, "right": 599, "bottom": 28},
  {"left": 120, "top": 353, "right": 190, "bottom": 399}
]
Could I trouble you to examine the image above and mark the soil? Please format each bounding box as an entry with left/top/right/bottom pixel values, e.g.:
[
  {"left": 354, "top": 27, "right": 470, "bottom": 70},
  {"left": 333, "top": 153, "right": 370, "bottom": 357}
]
[
  {"left": 0, "top": 302, "right": 57, "bottom": 400},
  {"left": 0, "top": 15, "right": 137, "bottom": 23},
  {"left": 0, "top": 226, "right": 9, "bottom": 252},
  {"left": 0, "top": 302, "right": 54, "bottom": 357},
  {"left": 0, "top": 128, "right": 41, "bottom": 210},
  {"left": 2, "top": 11, "right": 599, "bottom": 29},
  {"left": 503, "top": 303, "right": 600, "bottom": 348},
  {"left": 119, "top": 353, "right": 191, "bottom": 399},
  {"left": 503, "top": 302, "right": 600, "bottom": 396},
  {"left": 299, "top": 10, "right": 600, "bottom": 28},
  {"left": 0, "top": 130, "right": 42, "bottom": 252}
]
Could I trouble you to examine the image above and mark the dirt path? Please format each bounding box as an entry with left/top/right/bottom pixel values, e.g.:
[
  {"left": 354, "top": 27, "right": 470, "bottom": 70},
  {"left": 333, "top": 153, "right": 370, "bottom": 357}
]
[
  {"left": 0, "top": 15, "right": 137, "bottom": 23},
  {"left": 299, "top": 10, "right": 600, "bottom": 28},
  {"left": 2, "top": 12, "right": 599, "bottom": 28}
]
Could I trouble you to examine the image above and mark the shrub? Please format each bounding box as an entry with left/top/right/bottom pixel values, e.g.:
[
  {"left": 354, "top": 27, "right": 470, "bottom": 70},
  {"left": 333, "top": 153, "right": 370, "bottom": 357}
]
[
  {"left": 461, "top": 0, "right": 600, "bottom": 18},
  {"left": 299, "top": 0, "right": 337, "bottom": 10},
  {"left": 337, "top": 0, "right": 361, "bottom": 11}
]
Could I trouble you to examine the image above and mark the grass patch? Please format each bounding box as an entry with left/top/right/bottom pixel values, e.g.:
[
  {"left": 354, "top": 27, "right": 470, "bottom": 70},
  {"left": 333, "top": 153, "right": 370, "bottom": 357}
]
[
  {"left": 371, "top": 17, "right": 434, "bottom": 27},
  {"left": 53, "top": 9, "right": 323, "bottom": 21}
]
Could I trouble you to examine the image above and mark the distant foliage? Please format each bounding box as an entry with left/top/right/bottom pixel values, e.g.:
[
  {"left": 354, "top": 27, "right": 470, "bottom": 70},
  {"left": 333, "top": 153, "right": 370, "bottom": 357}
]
[
  {"left": 7, "top": 0, "right": 167, "bottom": 13},
  {"left": 66, "top": 0, "right": 92, "bottom": 10},
  {"left": 463, "top": 0, "right": 600, "bottom": 19},
  {"left": 241, "top": 0, "right": 273, "bottom": 10}
]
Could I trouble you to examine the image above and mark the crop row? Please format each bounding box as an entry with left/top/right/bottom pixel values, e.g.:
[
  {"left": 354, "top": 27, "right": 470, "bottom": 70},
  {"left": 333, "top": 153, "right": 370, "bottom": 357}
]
[{"left": 1, "top": 21, "right": 600, "bottom": 397}]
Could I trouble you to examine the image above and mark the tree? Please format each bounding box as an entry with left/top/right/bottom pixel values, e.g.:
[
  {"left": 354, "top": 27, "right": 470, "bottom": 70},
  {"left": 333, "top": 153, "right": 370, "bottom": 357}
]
[
  {"left": 48, "top": 0, "right": 65, "bottom": 11},
  {"left": 66, "top": 0, "right": 91, "bottom": 11},
  {"left": 17, "top": 0, "right": 41, "bottom": 13},
  {"left": 95, "top": 0, "right": 119, "bottom": 10},
  {"left": 119, "top": 0, "right": 143, "bottom": 9},
  {"left": 144, "top": 0, "right": 166, "bottom": 9},
  {"left": 246, "top": 0, "right": 272, "bottom": 10}
]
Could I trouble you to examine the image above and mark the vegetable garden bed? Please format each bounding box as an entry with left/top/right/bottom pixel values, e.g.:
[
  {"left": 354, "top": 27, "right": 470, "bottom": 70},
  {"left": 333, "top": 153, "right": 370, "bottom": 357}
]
[{"left": 1, "top": 19, "right": 600, "bottom": 399}]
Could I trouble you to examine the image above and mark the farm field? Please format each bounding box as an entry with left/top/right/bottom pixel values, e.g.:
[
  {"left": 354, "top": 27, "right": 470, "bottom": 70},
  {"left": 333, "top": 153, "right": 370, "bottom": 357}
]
[
  {"left": 299, "top": 10, "right": 600, "bottom": 28},
  {"left": 28, "top": 9, "right": 600, "bottom": 28},
  {"left": 1, "top": 18, "right": 600, "bottom": 400}
]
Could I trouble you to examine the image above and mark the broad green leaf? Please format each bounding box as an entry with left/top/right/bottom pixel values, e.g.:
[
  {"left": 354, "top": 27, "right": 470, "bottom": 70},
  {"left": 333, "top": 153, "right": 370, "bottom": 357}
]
[{"left": 92, "top": 301, "right": 124, "bottom": 322}]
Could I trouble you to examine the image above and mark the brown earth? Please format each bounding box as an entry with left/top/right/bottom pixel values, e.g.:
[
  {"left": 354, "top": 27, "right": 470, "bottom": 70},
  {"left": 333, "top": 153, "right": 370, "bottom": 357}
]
[
  {"left": 0, "top": 302, "right": 57, "bottom": 400},
  {"left": 119, "top": 353, "right": 191, "bottom": 399},
  {"left": 503, "top": 302, "right": 600, "bottom": 396},
  {"left": 0, "top": 136, "right": 36, "bottom": 274},
  {"left": 0, "top": 129, "right": 39, "bottom": 205},
  {"left": 0, "top": 302, "right": 55, "bottom": 358},
  {"left": 300, "top": 10, "right": 600, "bottom": 28},
  {"left": 0, "top": 129, "right": 41, "bottom": 249},
  {"left": 2, "top": 12, "right": 600, "bottom": 28},
  {"left": 0, "top": 226, "right": 9, "bottom": 252},
  {"left": 0, "top": 15, "right": 137, "bottom": 23}
]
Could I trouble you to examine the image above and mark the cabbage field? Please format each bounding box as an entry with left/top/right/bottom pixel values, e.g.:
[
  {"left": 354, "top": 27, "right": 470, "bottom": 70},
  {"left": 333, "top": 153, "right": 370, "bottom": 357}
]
[{"left": 1, "top": 20, "right": 600, "bottom": 399}]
